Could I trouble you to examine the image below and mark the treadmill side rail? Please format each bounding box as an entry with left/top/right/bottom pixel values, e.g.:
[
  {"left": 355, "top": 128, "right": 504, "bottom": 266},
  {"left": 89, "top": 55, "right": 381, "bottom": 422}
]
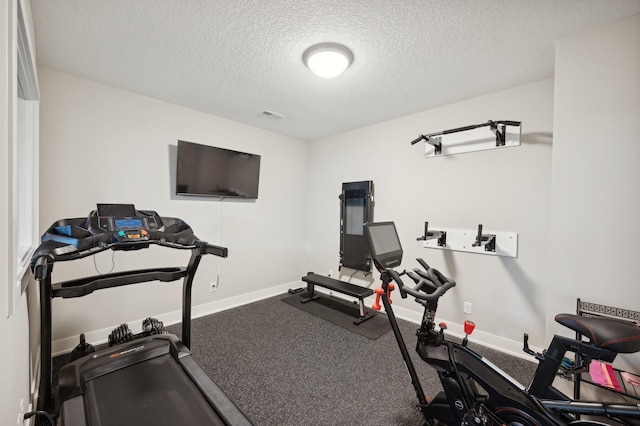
[
  {"left": 180, "top": 355, "right": 254, "bottom": 426},
  {"left": 61, "top": 396, "right": 86, "bottom": 426}
]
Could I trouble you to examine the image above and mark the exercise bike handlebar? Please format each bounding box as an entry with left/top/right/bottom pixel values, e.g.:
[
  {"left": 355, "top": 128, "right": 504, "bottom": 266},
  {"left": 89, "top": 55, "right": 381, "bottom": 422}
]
[{"left": 387, "top": 259, "right": 456, "bottom": 301}]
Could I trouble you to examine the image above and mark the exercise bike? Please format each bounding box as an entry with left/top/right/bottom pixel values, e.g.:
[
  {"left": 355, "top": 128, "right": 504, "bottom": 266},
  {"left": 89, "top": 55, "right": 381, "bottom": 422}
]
[{"left": 363, "top": 221, "right": 640, "bottom": 426}]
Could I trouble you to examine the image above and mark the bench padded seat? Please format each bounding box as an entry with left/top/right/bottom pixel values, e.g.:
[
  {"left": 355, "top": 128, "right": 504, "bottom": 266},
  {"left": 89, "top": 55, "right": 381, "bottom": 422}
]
[{"left": 302, "top": 273, "right": 374, "bottom": 298}]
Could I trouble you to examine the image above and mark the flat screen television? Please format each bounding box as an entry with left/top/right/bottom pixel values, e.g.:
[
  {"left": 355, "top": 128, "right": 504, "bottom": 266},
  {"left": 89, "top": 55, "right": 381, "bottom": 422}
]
[{"left": 176, "top": 140, "right": 261, "bottom": 199}]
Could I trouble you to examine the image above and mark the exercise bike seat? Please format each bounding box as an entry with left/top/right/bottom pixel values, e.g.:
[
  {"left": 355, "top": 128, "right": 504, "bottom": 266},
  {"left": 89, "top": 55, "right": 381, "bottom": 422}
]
[{"left": 555, "top": 313, "right": 640, "bottom": 353}]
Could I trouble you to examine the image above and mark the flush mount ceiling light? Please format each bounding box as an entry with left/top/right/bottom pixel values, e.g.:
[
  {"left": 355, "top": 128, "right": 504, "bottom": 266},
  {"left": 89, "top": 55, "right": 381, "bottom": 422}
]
[{"left": 303, "top": 42, "right": 354, "bottom": 78}]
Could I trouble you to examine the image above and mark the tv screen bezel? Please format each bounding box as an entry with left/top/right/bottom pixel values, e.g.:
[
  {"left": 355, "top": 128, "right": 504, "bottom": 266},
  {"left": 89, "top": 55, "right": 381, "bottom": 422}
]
[{"left": 175, "top": 140, "right": 261, "bottom": 199}]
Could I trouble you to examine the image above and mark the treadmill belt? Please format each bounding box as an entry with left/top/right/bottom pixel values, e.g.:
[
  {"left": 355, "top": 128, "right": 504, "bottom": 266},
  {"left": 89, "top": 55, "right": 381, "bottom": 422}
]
[{"left": 85, "top": 353, "right": 226, "bottom": 426}]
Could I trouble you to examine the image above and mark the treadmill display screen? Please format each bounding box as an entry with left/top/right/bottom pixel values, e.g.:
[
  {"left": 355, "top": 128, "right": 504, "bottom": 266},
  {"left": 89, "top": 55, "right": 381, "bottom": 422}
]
[
  {"left": 97, "top": 203, "right": 136, "bottom": 217},
  {"left": 114, "top": 218, "right": 143, "bottom": 229}
]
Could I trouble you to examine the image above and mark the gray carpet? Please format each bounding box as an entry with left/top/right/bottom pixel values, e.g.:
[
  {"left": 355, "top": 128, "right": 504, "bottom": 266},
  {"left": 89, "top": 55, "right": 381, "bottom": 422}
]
[
  {"left": 52, "top": 294, "right": 537, "bottom": 425},
  {"left": 165, "top": 294, "right": 537, "bottom": 426}
]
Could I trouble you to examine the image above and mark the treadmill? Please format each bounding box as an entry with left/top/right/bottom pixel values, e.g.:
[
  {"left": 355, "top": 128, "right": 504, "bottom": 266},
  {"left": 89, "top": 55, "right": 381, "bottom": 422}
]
[{"left": 31, "top": 204, "right": 252, "bottom": 426}]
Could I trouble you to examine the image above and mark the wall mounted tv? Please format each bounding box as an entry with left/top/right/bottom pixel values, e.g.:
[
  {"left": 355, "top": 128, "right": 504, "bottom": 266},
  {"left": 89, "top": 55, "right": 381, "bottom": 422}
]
[{"left": 176, "top": 140, "right": 261, "bottom": 199}]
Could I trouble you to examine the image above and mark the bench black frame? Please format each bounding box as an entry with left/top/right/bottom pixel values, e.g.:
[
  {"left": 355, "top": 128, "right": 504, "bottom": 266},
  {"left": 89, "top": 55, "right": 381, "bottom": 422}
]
[{"left": 301, "top": 272, "right": 375, "bottom": 325}]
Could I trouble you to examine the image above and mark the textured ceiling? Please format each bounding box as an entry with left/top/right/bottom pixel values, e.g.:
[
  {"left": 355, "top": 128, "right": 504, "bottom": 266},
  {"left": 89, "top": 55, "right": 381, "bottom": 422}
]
[{"left": 30, "top": 0, "right": 640, "bottom": 141}]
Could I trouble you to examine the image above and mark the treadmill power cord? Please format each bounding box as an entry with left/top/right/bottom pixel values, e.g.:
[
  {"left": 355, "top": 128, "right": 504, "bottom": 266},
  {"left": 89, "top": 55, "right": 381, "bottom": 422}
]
[{"left": 93, "top": 250, "right": 115, "bottom": 275}]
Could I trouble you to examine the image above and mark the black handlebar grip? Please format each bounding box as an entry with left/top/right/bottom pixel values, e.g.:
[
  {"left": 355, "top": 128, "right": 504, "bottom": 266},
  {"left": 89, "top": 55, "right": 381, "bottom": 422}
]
[
  {"left": 33, "top": 256, "right": 49, "bottom": 281},
  {"left": 407, "top": 270, "right": 438, "bottom": 293},
  {"left": 410, "top": 134, "right": 426, "bottom": 145},
  {"left": 410, "top": 279, "right": 455, "bottom": 301},
  {"left": 416, "top": 258, "right": 431, "bottom": 271},
  {"left": 388, "top": 259, "right": 456, "bottom": 301},
  {"left": 387, "top": 269, "right": 409, "bottom": 299},
  {"left": 430, "top": 267, "right": 456, "bottom": 287},
  {"left": 203, "top": 243, "right": 228, "bottom": 258},
  {"left": 411, "top": 269, "right": 429, "bottom": 280}
]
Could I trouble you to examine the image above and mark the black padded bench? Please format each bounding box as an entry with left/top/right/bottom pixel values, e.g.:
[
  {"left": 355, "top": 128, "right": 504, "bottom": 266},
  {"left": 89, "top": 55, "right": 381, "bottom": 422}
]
[{"left": 301, "top": 272, "right": 375, "bottom": 325}]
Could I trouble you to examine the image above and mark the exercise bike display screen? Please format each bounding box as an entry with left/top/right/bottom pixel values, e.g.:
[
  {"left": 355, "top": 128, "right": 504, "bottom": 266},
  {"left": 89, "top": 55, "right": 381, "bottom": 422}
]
[{"left": 364, "top": 221, "right": 403, "bottom": 270}]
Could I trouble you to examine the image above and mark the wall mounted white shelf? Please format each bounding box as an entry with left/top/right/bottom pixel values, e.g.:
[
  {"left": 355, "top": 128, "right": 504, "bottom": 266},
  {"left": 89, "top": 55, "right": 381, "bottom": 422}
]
[
  {"left": 420, "top": 224, "right": 518, "bottom": 258},
  {"left": 410, "top": 120, "right": 521, "bottom": 158}
]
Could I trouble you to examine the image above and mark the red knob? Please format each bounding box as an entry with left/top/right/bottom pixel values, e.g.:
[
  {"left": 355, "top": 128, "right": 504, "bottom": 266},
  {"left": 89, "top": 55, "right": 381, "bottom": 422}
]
[{"left": 464, "top": 320, "right": 476, "bottom": 335}]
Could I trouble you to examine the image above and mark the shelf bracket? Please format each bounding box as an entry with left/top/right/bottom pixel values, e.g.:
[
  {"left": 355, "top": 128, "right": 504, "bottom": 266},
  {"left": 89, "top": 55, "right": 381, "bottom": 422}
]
[
  {"left": 426, "top": 136, "right": 442, "bottom": 155},
  {"left": 416, "top": 221, "right": 447, "bottom": 246},
  {"left": 488, "top": 120, "right": 506, "bottom": 147},
  {"left": 471, "top": 224, "right": 496, "bottom": 252}
]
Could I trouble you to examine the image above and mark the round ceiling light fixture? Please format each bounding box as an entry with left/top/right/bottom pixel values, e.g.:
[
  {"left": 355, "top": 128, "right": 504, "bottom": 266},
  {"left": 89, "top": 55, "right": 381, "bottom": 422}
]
[{"left": 303, "top": 42, "right": 354, "bottom": 78}]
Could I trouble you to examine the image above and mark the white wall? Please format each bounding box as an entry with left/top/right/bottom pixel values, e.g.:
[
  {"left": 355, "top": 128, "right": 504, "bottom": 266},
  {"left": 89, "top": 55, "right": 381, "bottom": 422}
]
[
  {"left": 548, "top": 14, "right": 640, "bottom": 369},
  {"left": 2, "top": 1, "right": 37, "bottom": 425},
  {"left": 306, "top": 79, "right": 554, "bottom": 353},
  {"left": 37, "top": 68, "right": 309, "bottom": 348}
]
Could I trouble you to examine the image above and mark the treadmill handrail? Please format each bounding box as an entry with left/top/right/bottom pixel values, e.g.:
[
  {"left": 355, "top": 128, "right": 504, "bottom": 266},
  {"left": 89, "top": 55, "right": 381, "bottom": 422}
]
[
  {"left": 32, "top": 239, "right": 227, "bottom": 281},
  {"left": 52, "top": 267, "right": 189, "bottom": 298}
]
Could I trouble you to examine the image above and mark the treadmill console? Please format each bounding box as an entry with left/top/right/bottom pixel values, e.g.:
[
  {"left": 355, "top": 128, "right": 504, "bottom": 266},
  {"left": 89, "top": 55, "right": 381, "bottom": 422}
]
[
  {"left": 37, "top": 203, "right": 199, "bottom": 253},
  {"left": 32, "top": 203, "right": 227, "bottom": 277},
  {"left": 89, "top": 203, "right": 162, "bottom": 241}
]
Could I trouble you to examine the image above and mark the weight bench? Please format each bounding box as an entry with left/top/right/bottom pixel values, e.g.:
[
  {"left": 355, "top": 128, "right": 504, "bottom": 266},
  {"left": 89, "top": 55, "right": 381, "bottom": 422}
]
[{"left": 300, "top": 272, "right": 375, "bottom": 325}]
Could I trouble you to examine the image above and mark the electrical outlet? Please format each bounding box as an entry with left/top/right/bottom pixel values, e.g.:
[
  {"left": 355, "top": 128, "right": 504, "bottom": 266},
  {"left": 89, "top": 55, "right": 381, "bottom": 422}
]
[{"left": 464, "top": 302, "right": 472, "bottom": 315}]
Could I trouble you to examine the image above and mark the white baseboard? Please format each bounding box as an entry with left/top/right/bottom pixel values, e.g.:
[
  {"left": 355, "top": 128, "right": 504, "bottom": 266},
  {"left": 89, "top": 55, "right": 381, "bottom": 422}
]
[{"left": 52, "top": 281, "right": 298, "bottom": 356}]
